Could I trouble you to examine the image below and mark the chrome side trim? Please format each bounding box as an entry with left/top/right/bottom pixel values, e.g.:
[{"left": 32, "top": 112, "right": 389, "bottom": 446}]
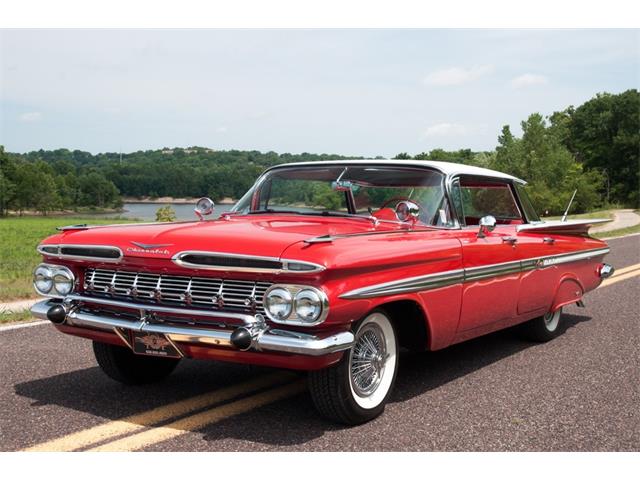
[
  {"left": 30, "top": 299, "right": 354, "bottom": 356},
  {"left": 37, "top": 244, "right": 123, "bottom": 263},
  {"left": 64, "top": 294, "right": 256, "bottom": 324},
  {"left": 464, "top": 260, "right": 522, "bottom": 282},
  {"left": 533, "top": 247, "right": 610, "bottom": 267},
  {"left": 340, "top": 247, "right": 610, "bottom": 299},
  {"left": 340, "top": 269, "right": 465, "bottom": 299},
  {"left": 172, "top": 250, "right": 325, "bottom": 274}
]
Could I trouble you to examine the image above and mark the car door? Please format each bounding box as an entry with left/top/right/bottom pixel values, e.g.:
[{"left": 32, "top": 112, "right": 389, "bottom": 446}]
[
  {"left": 450, "top": 178, "right": 523, "bottom": 332},
  {"left": 510, "top": 182, "right": 562, "bottom": 315}
]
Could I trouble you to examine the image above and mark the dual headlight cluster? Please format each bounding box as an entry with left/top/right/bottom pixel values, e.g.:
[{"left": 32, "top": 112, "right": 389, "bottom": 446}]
[
  {"left": 263, "top": 284, "right": 328, "bottom": 326},
  {"left": 33, "top": 264, "right": 75, "bottom": 297}
]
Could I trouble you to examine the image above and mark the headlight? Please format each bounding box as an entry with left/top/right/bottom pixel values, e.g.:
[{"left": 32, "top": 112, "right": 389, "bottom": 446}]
[
  {"left": 263, "top": 284, "right": 328, "bottom": 326},
  {"left": 295, "top": 289, "right": 322, "bottom": 322},
  {"left": 53, "top": 267, "right": 74, "bottom": 295},
  {"left": 264, "top": 287, "right": 293, "bottom": 320},
  {"left": 33, "top": 264, "right": 75, "bottom": 297},
  {"left": 34, "top": 265, "right": 53, "bottom": 294}
]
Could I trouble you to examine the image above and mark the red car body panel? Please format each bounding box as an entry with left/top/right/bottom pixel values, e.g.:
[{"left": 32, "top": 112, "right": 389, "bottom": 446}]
[{"left": 32, "top": 161, "right": 611, "bottom": 370}]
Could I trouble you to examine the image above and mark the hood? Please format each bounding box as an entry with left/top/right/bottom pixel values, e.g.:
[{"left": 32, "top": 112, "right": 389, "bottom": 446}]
[{"left": 43, "top": 215, "right": 398, "bottom": 260}]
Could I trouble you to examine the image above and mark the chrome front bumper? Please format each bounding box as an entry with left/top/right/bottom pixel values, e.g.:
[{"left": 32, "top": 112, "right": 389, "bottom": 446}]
[{"left": 30, "top": 298, "right": 354, "bottom": 357}]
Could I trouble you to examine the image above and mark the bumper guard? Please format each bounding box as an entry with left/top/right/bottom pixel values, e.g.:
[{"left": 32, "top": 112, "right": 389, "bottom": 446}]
[{"left": 30, "top": 298, "right": 354, "bottom": 357}]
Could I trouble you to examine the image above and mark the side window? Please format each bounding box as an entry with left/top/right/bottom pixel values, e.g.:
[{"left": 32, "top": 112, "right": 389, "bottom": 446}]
[
  {"left": 459, "top": 181, "right": 523, "bottom": 225},
  {"left": 450, "top": 179, "right": 465, "bottom": 226},
  {"left": 514, "top": 183, "right": 541, "bottom": 222}
]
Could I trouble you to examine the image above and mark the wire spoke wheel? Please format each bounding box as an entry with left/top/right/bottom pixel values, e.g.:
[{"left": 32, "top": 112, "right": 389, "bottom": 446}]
[
  {"left": 347, "top": 311, "right": 397, "bottom": 409},
  {"left": 350, "top": 324, "right": 387, "bottom": 397},
  {"left": 308, "top": 310, "right": 398, "bottom": 424}
]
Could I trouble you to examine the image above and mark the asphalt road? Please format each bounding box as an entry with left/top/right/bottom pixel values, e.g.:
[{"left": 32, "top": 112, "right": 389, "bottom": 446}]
[{"left": 1, "top": 235, "right": 638, "bottom": 452}]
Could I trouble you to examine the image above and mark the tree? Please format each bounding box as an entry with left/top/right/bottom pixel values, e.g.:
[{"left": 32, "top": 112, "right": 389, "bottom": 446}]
[
  {"left": 492, "top": 114, "right": 604, "bottom": 215},
  {"left": 0, "top": 147, "right": 17, "bottom": 216},
  {"left": 78, "top": 172, "right": 120, "bottom": 207},
  {"left": 12, "top": 162, "right": 61, "bottom": 214},
  {"left": 566, "top": 90, "right": 639, "bottom": 207}
]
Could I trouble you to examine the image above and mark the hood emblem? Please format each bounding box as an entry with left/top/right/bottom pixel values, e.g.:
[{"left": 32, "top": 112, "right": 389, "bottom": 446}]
[
  {"left": 127, "top": 241, "right": 172, "bottom": 256},
  {"left": 130, "top": 241, "right": 173, "bottom": 249}
]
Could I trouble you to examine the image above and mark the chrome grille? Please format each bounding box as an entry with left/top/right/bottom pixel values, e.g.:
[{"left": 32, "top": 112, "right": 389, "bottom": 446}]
[{"left": 83, "top": 267, "right": 271, "bottom": 314}]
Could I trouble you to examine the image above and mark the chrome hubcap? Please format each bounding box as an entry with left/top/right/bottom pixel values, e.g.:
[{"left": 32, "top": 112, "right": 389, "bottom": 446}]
[
  {"left": 350, "top": 324, "right": 387, "bottom": 397},
  {"left": 544, "top": 310, "right": 560, "bottom": 331}
]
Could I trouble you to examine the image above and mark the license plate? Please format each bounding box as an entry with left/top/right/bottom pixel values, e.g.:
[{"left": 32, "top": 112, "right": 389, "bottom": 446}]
[{"left": 130, "top": 331, "right": 182, "bottom": 358}]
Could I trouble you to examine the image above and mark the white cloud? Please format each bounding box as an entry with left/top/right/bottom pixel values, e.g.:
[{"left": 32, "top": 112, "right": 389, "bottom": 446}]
[
  {"left": 423, "top": 123, "right": 469, "bottom": 137},
  {"left": 215, "top": 126, "right": 228, "bottom": 133},
  {"left": 18, "top": 112, "right": 42, "bottom": 122},
  {"left": 424, "top": 65, "right": 494, "bottom": 86},
  {"left": 511, "top": 73, "right": 549, "bottom": 88},
  {"left": 248, "top": 111, "right": 269, "bottom": 120}
]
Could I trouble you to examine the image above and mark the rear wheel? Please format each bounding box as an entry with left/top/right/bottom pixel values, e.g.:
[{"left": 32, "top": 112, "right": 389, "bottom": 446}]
[
  {"left": 93, "top": 341, "right": 180, "bottom": 385},
  {"left": 308, "top": 310, "right": 398, "bottom": 425},
  {"left": 521, "top": 307, "right": 563, "bottom": 342}
]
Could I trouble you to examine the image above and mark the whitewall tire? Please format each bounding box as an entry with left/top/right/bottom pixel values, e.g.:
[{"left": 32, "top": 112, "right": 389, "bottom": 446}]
[
  {"left": 308, "top": 310, "right": 399, "bottom": 425},
  {"left": 521, "top": 307, "right": 563, "bottom": 342}
]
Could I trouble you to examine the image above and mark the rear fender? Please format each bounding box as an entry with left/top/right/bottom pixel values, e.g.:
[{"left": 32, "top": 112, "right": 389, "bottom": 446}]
[{"left": 551, "top": 273, "right": 584, "bottom": 312}]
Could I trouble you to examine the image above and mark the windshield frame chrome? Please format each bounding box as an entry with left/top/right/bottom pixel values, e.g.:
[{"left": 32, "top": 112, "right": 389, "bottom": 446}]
[{"left": 231, "top": 163, "right": 459, "bottom": 230}]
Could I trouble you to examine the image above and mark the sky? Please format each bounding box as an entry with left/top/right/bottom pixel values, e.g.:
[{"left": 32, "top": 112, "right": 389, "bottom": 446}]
[{"left": 1, "top": 29, "right": 638, "bottom": 157}]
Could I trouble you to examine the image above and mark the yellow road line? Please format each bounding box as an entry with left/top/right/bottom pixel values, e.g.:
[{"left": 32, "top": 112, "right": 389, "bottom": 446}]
[
  {"left": 600, "top": 268, "right": 640, "bottom": 288},
  {"left": 24, "top": 261, "right": 640, "bottom": 452},
  {"left": 611, "top": 263, "right": 640, "bottom": 276},
  {"left": 24, "top": 372, "right": 294, "bottom": 452},
  {"left": 88, "top": 380, "right": 306, "bottom": 451}
]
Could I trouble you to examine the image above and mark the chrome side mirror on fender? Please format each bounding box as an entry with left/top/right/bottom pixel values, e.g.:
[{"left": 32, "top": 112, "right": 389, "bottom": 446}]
[
  {"left": 395, "top": 200, "right": 420, "bottom": 224},
  {"left": 477, "top": 215, "right": 497, "bottom": 238},
  {"left": 194, "top": 197, "right": 215, "bottom": 221}
]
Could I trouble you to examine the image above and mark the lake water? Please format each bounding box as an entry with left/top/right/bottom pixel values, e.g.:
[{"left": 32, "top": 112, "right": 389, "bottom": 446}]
[{"left": 91, "top": 203, "right": 235, "bottom": 221}]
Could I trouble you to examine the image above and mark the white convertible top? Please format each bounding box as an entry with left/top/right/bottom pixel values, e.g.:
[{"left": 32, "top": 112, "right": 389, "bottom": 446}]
[{"left": 271, "top": 159, "right": 526, "bottom": 184}]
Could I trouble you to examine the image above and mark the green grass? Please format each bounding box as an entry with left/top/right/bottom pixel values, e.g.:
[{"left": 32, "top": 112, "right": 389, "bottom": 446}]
[
  {"left": 0, "top": 309, "right": 34, "bottom": 324},
  {"left": 593, "top": 223, "right": 640, "bottom": 239},
  {"left": 0, "top": 216, "right": 137, "bottom": 302},
  {"left": 541, "top": 209, "right": 615, "bottom": 222}
]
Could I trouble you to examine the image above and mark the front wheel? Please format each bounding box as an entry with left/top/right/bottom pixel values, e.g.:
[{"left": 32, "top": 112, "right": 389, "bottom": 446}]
[
  {"left": 308, "top": 310, "right": 398, "bottom": 425},
  {"left": 520, "top": 307, "right": 563, "bottom": 342},
  {"left": 93, "top": 341, "right": 180, "bottom": 385}
]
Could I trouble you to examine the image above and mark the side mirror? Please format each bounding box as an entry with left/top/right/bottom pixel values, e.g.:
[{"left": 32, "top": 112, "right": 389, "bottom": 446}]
[
  {"left": 477, "top": 215, "right": 496, "bottom": 238},
  {"left": 194, "top": 197, "right": 215, "bottom": 221},
  {"left": 395, "top": 201, "right": 420, "bottom": 224}
]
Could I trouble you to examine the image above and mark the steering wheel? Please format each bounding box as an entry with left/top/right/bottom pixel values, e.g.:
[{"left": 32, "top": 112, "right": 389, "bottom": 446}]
[{"left": 373, "top": 197, "right": 426, "bottom": 222}]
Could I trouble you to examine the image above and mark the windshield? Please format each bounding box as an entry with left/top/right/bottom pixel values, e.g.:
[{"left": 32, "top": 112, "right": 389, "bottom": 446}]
[{"left": 232, "top": 165, "right": 453, "bottom": 227}]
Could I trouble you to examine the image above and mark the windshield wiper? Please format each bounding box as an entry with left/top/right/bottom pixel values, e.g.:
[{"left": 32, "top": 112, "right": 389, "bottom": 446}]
[
  {"left": 247, "top": 209, "right": 379, "bottom": 225},
  {"left": 247, "top": 209, "right": 306, "bottom": 215},
  {"left": 305, "top": 211, "right": 380, "bottom": 225}
]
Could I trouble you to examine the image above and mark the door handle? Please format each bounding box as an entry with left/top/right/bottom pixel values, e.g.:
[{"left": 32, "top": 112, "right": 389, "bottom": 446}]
[
  {"left": 543, "top": 237, "right": 555, "bottom": 244},
  {"left": 502, "top": 236, "right": 518, "bottom": 244}
]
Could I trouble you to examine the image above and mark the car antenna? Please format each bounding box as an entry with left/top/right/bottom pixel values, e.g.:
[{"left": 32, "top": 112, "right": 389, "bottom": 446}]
[{"left": 561, "top": 189, "right": 577, "bottom": 222}]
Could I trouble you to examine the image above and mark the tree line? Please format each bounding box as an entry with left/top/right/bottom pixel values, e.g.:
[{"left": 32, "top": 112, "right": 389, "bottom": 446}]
[
  {"left": 0, "top": 89, "right": 637, "bottom": 216},
  {"left": 395, "top": 89, "right": 639, "bottom": 214}
]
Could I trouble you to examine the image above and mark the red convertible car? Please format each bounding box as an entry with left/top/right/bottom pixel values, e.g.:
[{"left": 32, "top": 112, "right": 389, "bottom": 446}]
[{"left": 31, "top": 160, "right": 613, "bottom": 424}]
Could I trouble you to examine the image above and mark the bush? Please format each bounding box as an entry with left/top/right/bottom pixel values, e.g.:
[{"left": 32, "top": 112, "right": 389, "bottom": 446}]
[{"left": 155, "top": 205, "right": 177, "bottom": 222}]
